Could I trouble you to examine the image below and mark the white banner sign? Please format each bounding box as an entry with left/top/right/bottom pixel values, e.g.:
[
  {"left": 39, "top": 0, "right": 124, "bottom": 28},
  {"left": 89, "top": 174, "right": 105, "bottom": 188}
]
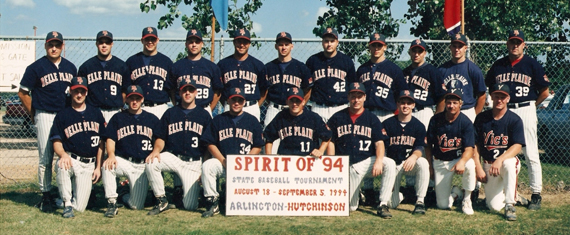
[
  {"left": 0, "top": 41, "right": 35, "bottom": 92},
  {"left": 226, "top": 155, "right": 349, "bottom": 216}
]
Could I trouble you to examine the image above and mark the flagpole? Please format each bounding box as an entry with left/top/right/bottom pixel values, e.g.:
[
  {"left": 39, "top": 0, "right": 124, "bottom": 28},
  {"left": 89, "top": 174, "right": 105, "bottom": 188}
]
[
  {"left": 211, "top": 16, "right": 216, "bottom": 62},
  {"left": 461, "top": 0, "right": 465, "bottom": 34}
]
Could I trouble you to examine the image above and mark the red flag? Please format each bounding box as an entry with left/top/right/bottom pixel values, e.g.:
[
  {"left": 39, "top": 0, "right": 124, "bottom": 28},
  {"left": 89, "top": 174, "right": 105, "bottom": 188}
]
[{"left": 444, "top": 0, "right": 461, "bottom": 36}]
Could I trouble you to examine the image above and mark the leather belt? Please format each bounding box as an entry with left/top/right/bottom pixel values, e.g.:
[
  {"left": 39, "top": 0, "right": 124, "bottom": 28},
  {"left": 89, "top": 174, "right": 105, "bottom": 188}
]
[
  {"left": 315, "top": 102, "right": 344, "bottom": 107},
  {"left": 70, "top": 153, "right": 96, "bottom": 164},
  {"left": 245, "top": 100, "right": 258, "bottom": 107},
  {"left": 507, "top": 101, "right": 531, "bottom": 109},
  {"left": 122, "top": 156, "right": 145, "bottom": 164},
  {"left": 413, "top": 106, "right": 426, "bottom": 112},
  {"left": 177, "top": 154, "right": 202, "bottom": 162},
  {"left": 143, "top": 102, "right": 166, "bottom": 107},
  {"left": 271, "top": 102, "right": 288, "bottom": 109}
]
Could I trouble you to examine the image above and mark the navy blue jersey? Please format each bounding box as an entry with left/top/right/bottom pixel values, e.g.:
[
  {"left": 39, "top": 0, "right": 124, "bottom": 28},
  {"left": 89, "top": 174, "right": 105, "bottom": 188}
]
[
  {"left": 49, "top": 105, "right": 105, "bottom": 158},
  {"left": 382, "top": 116, "right": 426, "bottom": 165},
  {"left": 218, "top": 55, "right": 268, "bottom": 102},
  {"left": 485, "top": 56, "right": 551, "bottom": 103},
  {"left": 78, "top": 56, "right": 130, "bottom": 109},
  {"left": 403, "top": 63, "right": 447, "bottom": 107},
  {"left": 154, "top": 105, "right": 211, "bottom": 158},
  {"left": 474, "top": 110, "right": 525, "bottom": 162},
  {"left": 305, "top": 51, "right": 356, "bottom": 105},
  {"left": 357, "top": 59, "right": 408, "bottom": 111},
  {"left": 438, "top": 59, "right": 486, "bottom": 109},
  {"left": 20, "top": 56, "right": 77, "bottom": 112},
  {"left": 426, "top": 112, "right": 475, "bottom": 161},
  {"left": 125, "top": 52, "right": 174, "bottom": 104},
  {"left": 327, "top": 108, "right": 387, "bottom": 165},
  {"left": 103, "top": 110, "right": 159, "bottom": 160},
  {"left": 201, "top": 112, "right": 264, "bottom": 156},
  {"left": 264, "top": 108, "right": 332, "bottom": 156},
  {"left": 172, "top": 57, "right": 223, "bottom": 107},
  {"left": 265, "top": 58, "right": 313, "bottom": 105}
]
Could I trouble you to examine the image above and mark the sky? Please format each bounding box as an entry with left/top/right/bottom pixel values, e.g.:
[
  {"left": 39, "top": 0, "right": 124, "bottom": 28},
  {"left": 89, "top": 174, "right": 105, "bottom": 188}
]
[{"left": 0, "top": 0, "right": 416, "bottom": 40}]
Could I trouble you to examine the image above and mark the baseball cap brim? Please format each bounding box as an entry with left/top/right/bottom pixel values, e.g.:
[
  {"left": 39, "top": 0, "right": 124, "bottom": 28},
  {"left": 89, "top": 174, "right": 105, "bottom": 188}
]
[
  {"left": 71, "top": 85, "right": 88, "bottom": 91},
  {"left": 444, "top": 93, "right": 462, "bottom": 100},
  {"left": 179, "top": 84, "right": 196, "bottom": 91},
  {"left": 348, "top": 89, "right": 365, "bottom": 94},
  {"left": 322, "top": 33, "right": 338, "bottom": 39},
  {"left": 508, "top": 37, "right": 524, "bottom": 42},
  {"left": 451, "top": 40, "right": 466, "bottom": 45},
  {"left": 142, "top": 34, "right": 158, "bottom": 40},
  {"left": 46, "top": 38, "right": 63, "bottom": 43},
  {"left": 234, "top": 36, "right": 250, "bottom": 41},
  {"left": 229, "top": 94, "right": 245, "bottom": 100},
  {"left": 187, "top": 35, "right": 202, "bottom": 40},
  {"left": 369, "top": 40, "right": 386, "bottom": 45},
  {"left": 398, "top": 95, "right": 415, "bottom": 102},
  {"left": 410, "top": 44, "right": 426, "bottom": 50},
  {"left": 491, "top": 90, "right": 510, "bottom": 96},
  {"left": 97, "top": 36, "right": 113, "bottom": 41},
  {"left": 287, "top": 95, "right": 304, "bottom": 101},
  {"left": 127, "top": 92, "right": 144, "bottom": 98}
]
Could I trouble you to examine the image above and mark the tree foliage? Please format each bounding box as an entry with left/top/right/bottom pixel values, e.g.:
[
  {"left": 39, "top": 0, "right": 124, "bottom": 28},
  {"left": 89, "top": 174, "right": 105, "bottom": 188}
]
[{"left": 313, "top": 0, "right": 406, "bottom": 64}]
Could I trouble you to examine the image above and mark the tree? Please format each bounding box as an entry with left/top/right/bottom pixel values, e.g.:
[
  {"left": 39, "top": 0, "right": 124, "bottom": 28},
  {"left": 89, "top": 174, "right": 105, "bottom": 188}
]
[{"left": 313, "top": 0, "right": 406, "bottom": 64}]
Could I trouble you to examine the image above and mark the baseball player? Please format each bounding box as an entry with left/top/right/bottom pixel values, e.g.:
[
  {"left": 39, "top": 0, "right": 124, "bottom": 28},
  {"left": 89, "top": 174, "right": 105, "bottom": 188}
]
[
  {"left": 145, "top": 78, "right": 212, "bottom": 215},
  {"left": 437, "top": 34, "right": 487, "bottom": 122},
  {"left": 264, "top": 87, "right": 331, "bottom": 156},
  {"left": 425, "top": 89, "right": 477, "bottom": 215},
  {"left": 305, "top": 27, "right": 356, "bottom": 122},
  {"left": 125, "top": 27, "right": 175, "bottom": 119},
  {"left": 50, "top": 77, "right": 105, "bottom": 218},
  {"left": 78, "top": 30, "right": 130, "bottom": 122},
  {"left": 326, "top": 82, "right": 395, "bottom": 218},
  {"left": 200, "top": 86, "right": 264, "bottom": 218},
  {"left": 473, "top": 83, "right": 525, "bottom": 221},
  {"left": 485, "top": 30, "right": 550, "bottom": 210},
  {"left": 382, "top": 90, "right": 429, "bottom": 215},
  {"left": 171, "top": 29, "right": 223, "bottom": 117},
  {"left": 264, "top": 31, "right": 313, "bottom": 152},
  {"left": 101, "top": 85, "right": 160, "bottom": 217},
  {"left": 218, "top": 28, "right": 268, "bottom": 121},
  {"left": 18, "top": 31, "right": 77, "bottom": 212}
]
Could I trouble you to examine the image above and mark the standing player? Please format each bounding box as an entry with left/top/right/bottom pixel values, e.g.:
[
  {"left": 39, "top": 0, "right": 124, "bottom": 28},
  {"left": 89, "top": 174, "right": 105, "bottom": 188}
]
[
  {"left": 426, "top": 89, "right": 477, "bottom": 215},
  {"left": 101, "top": 85, "right": 160, "bottom": 217},
  {"left": 485, "top": 30, "right": 550, "bottom": 210},
  {"left": 78, "top": 30, "right": 130, "bottom": 122},
  {"left": 473, "top": 84, "right": 525, "bottom": 221},
  {"left": 50, "top": 77, "right": 105, "bottom": 218},
  {"left": 18, "top": 31, "right": 77, "bottom": 212},
  {"left": 200, "top": 86, "right": 264, "bottom": 218},
  {"left": 327, "top": 82, "right": 395, "bottom": 218},
  {"left": 305, "top": 27, "right": 356, "bottom": 122},
  {"left": 126, "top": 26, "right": 174, "bottom": 119},
  {"left": 382, "top": 90, "right": 429, "bottom": 215},
  {"left": 145, "top": 78, "right": 212, "bottom": 215},
  {"left": 218, "top": 28, "right": 268, "bottom": 120},
  {"left": 437, "top": 34, "right": 486, "bottom": 122},
  {"left": 171, "top": 29, "right": 223, "bottom": 117},
  {"left": 264, "top": 88, "right": 331, "bottom": 156}
]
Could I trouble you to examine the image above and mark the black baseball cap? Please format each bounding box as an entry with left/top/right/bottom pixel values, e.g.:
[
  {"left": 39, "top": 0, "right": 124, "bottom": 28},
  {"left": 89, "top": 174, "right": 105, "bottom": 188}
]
[
  {"left": 444, "top": 88, "right": 463, "bottom": 100},
  {"left": 228, "top": 86, "right": 246, "bottom": 100},
  {"left": 126, "top": 85, "right": 144, "bottom": 98},
  {"left": 46, "top": 31, "right": 63, "bottom": 43},
  {"left": 410, "top": 39, "right": 427, "bottom": 51},
  {"left": 369, "top": 33, "right": 386, "bottom": 45},
  {"left": 142, "top": 27, "right": 158, "bottom": 40},
  {"left": 186, "top": 29, "right": 203, "bottom": 41},
  {"left": 348, "top": 82, "right": 366, "bottom": 94},
  {"left": 96, "top": 30, "right": 113, "bottom": 42},
  {"left": 276, "top": 31, "right": 292, "bottom": 42},
  {"left": 508, "top": 30, "right": 525, "bottom": 42},
  {"left": 70, "top": 77, "right": 88, "bottom": 91},
  {"left": 490, "top": 83, "right": 510, "bottom": 96},
  {"left": 398, "top": 90, "right": 415, "bottom": 102},
  {"left": 233, "top": 28, "right": 251, "bottom": 41},
  {"left": 178, "top": 78, "right": 197, "bottom": 91},
  {"left": 287, "top": 87, "right": 304, "bottom": 101},
  {"left": 322, "top": 27, "right": 338, "bottom": 39},
  {"left": 451, "top": 33, "right": 468, "bottom": 45}
]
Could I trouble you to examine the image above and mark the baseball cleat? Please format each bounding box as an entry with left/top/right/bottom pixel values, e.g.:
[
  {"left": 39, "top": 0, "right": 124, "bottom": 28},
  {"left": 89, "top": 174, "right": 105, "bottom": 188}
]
[
  {"left": 62, "top": 206, "right": 75, "bottom": 218},
  {"left": 515, "top": 194, "right": 529, "bottom": 207},
  {"left": 202, "top": 196, "right": 220, "bottom": 218},
  {"left": 412, "top": 202, "right": 426, "bottom": 215},
  {"left": 148, "top": 196, "right": 169, "bottom": 215},
  {"left": 451, "top": 186, "right": 464, "bottom": 203},
  {"left": 505, "top": 204, "right": 517, "bottom": 221},
  {"left": 462, "top": 199, "right": 474, "bottom": 215},
  {"left": 376, "top": 205, "right": 392, "bottom": 219},
  {"left": 104, "top": 203, "right": 118, "bottom": 218},
  {"left": 172, "top": 186, "right": 184, "bottom": 209},
  {"left": 35, "top": 194, "right": 55, "bottom": 213},
  {"left": 528, "top": 193, "right": 541, "bottom": 210}
]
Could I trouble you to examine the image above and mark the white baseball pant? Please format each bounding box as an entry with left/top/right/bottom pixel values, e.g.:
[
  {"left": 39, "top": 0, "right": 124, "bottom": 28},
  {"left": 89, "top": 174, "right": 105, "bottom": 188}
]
[
  {"left": 100, "top": 109, "right": 121, "bottom": 123},
  {"left": 201, "top": 158, "right": 226, "bottom": 198},
  {"left": 349, "top": 156, "right": 396, "bottom": 211},
  {"left": 143, "top": 103, "right": 168, "bottom": 119},
  {"left": 55, "top": 155, "right": 95, "bottom": 212},
  {"left": 224, "top": 102, "right": 260, "bottom": 121},
  {"left": 483, "top": 157, "right": 521, "bottom": 211},
  {"left": 35, "top": 109, "right": 57, "bottom": 192},
  {"left": 510, "top": 101, "right": 541, "bottom": 193},
  {"left": 310, "top": 102, "right": 348, "bottom": 123},
  {"left": 102, "top": 156, "right": 148, "bottom": 210},
  {"left": 264, "top": 102, "right": 287, "bottom": 153},
  {"left": 146, "top": 152, "right": 202, "bottom": 210},
  {"left": 433, "top": 158, "right": 476, "bottom": 209},
  {"left": 388, "top": 157, "right": 430, "bottom": 208},
  {"left": 363, "top": 109, "right": 393, "bottom": 191},
  {"left": 412, "top": 107, "right": 433, "bottom": 130},
  {"left": 461, "top": 107, "right": 476, "bottom": 123}
]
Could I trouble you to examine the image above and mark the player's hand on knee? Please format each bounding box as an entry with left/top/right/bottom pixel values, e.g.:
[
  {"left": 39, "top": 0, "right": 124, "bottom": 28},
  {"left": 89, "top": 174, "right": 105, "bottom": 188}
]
[
  {"left": 92, "top": 168, "right": 101, "bottom": 184},
  {"left": 403, "top": 158, "right": 416, "bottom": 172},
  {"left": 310, "top": 149, "right": 323, "bottom": 159},
  {"left": 476, "top": 167, "right": 487, "bottom": 183},
  {"left": 58, "top": 155, "right": 72, "bottom": 170},
  {"left": 490, "top": 161, "right": 502, "bottom": 177},
  {"left": 103, "top": 158, "right": 117, "bottom": 170},
  {"left": 372, "top": 161, "right": 383, "bottom": 177},
  {"left": 451, "top": 161, "right": 466, "bottom": 175},
  {"left": 145, "top": 152, "right": 161, "bottom": 164}
]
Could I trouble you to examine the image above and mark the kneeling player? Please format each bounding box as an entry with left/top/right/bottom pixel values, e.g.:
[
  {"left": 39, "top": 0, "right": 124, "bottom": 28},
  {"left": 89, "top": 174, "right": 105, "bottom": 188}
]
[
  {"left": 426, "top": 89, "right": 477, "bottom": 215},
  {"left": 200, "top": 86, "right": 264, "bottom": 218},
  {"left": 383, "top": 90, "right": 429, "bottom": 215},
  {"left": 327, "top": 82, "right": 395, "bottom": 218},
  {"left": 474, "top": 84, "right": 524, "bottom": 221},
  {"left": 50, "top": 77, "right": 105, "bottom": 218}
]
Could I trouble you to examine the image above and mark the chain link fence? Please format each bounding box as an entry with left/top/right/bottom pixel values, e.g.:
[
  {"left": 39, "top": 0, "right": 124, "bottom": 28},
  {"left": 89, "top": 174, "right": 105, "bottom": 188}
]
[{"left": 1, "top": 36, "right": 568, "bottom": 192}]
